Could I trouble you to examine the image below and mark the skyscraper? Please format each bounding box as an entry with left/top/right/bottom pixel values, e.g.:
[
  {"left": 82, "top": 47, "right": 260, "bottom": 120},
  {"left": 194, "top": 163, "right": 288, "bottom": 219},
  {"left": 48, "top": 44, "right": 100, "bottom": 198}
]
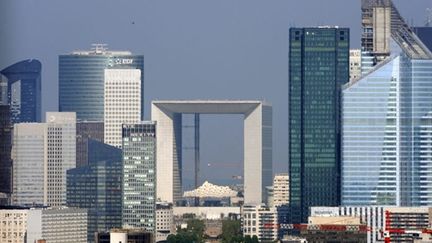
[
  {"left": 342, "top": 1, "right": 432, "bottom": 206},
  {"left": 289, "top": 27, "right": 350, "bottom": 223},
  {"left": 59, "top": 44, "right": 144, "bottom": 122},
  {"left": 67, "top": 139, "right": 122, "bottom": 242},
  {"left": 122, "top": 122, "right": 156, "bottom": 231},
  {"left": 0, "top": 105, "right": 12, "bottom": 199},
  {"left": 104, "top": 69, "right": 142, "bottom": 148},
  {"left": 12, "top": 112, "right": 76, "bottom": 206},
  {"left": 0, "top": 59, "right": 42, "bottom": 123},
  {"left": 76, "top": 121, "right": 104, "bottom": 167}
]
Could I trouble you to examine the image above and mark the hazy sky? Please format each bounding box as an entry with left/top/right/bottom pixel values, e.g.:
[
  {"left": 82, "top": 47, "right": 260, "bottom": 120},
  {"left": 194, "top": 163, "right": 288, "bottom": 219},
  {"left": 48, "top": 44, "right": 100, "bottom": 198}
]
[{"left": 1, "top": 0, "right": 430, "bottom": 185}]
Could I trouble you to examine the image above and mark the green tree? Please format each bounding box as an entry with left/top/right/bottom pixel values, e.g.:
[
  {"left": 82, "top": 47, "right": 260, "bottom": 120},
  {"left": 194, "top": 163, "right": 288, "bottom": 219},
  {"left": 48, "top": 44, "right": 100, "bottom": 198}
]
[
  {"left": 167, "top": 219, "right": 206, "bottom": 243},
  {"left": 221, "top": 219, "right": 243, "bottom": 243}
]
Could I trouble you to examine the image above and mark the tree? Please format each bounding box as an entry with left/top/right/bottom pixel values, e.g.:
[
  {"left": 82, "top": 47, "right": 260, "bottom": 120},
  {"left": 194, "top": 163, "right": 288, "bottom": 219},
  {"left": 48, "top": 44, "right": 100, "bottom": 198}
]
[
  {"left": 166, "top": 219, "right": 206, "bottom": 243},
  {"left": 221, "top": 219, "right": 243, "bottom": 243}
]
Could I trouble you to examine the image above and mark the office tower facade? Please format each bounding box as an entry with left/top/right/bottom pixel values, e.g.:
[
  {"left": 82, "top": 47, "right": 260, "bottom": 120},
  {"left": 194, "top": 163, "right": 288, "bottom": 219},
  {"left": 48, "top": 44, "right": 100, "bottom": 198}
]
[
  {"left": 342, "top": 1, "right": 432, "bottom": 207},
  {"left": 76, "top": 121, "right": 104, "bottom": 167},
  {"left": 26, "top": 207, "right": 88, "bottom": 243},
  {"left": 0, "top": 59, "right": 42, "bottom": 123},
  {"left": 104, "top": 69, "right": 142, "bottom": 148},
  {"left": 122, "top": 122, "right": 156, "bottom": 231},
  {"left": 67, "top": 139, "right": 122, "bottom": 242},
  {"left": 349, "top": 49, "right": 362, "bottom": 81},
  {"left": 59, "top": 44, "right": 144, "bottom": 122},
  {"left": 273, "top": 173, "right": 289, "bottom": 207},
  {"left": 0, "top": 105, "right": 12, "bottom": 198},
  {"left": 289, "top": 27, "right": 349, "bottom": 223},
  {"left": 12, "top": 123, "right": 46, "bottom": 206},
  {"left": 12, "top": 112, "right": 76, "bottom": 206}
]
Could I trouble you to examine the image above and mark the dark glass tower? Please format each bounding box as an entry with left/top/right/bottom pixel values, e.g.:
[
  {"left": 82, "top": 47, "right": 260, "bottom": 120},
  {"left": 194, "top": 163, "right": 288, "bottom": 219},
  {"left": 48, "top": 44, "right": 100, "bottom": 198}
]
[
  {"left": 59, "top": 45, "right": 144, "bottom": 122},
  {"left": 289, "top": 27, "right": 349, "bottom": 223},
  {"left": 1, "top": 59, "right": 42, "bottom": 123},
  {"left": 67, "top": 139, "right": 122, "bottom": 242},
  {"left": 76, "top": 121, "right": 104, "bottom": 167},
  {"left": 122, "top": 122, "right": 156, "bottom": 231},
  {"left": 0, "top": 105, "right": 12, "bottom": 199}
]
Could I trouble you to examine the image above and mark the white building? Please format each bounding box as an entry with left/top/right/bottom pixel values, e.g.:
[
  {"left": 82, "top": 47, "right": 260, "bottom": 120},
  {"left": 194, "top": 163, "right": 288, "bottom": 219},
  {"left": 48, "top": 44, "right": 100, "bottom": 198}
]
[
  {"left": 273, "top": 173, "right": 289, "bottom": 206},
  {"left": 26, "top": 207, "right": 87, "bottom": 243},
  {"left": 0, "top": 208, "right": 29, "bottom": 243},
  {"left": 151, "top": 100, "right": 272, "bottom": 205},
  {"left": 12, "top": 112, "right": 76, "bottom": 206},
  {"left": 242, "top": 204, "right": 282, "bottom": 242},
  {"left": 156, "top": 202, "right": 175, "bottom": 242},
  {"left": 349, "top": 49, "right": 362, "bottom": 81},
  {"left": 104, "top": 69, "right": 142, "bottom": 148}
]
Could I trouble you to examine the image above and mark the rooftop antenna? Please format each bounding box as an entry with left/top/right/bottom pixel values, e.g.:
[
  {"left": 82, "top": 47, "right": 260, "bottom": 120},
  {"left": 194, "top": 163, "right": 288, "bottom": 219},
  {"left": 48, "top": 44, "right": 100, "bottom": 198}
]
[{"left": 91, "top": 44, "right": 108, "bottom": 54}]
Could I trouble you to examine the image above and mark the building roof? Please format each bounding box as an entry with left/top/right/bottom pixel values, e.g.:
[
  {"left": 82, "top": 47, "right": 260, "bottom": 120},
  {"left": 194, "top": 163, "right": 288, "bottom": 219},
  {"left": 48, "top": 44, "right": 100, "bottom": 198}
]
[{"left": 183, "top": 181, "right": 238, "bottom": 198}]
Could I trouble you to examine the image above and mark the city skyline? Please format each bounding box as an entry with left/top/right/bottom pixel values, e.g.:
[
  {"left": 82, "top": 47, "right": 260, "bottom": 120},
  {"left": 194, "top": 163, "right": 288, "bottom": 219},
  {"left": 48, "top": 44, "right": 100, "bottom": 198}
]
[{"left": 1, "top": 0, "right": 430, "bottom": 177}]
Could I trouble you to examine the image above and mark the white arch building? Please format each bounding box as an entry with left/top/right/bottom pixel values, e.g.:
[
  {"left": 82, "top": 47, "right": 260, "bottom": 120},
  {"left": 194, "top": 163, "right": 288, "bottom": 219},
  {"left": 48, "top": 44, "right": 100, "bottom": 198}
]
[{"left": 151, "top": 100, "right": 272, "bottom": 205}]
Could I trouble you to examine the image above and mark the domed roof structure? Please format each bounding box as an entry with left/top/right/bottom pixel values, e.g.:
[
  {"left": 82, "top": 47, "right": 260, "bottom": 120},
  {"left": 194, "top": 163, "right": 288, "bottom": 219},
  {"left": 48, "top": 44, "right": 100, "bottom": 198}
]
[{"left": 183, "top": 181, "right": 237, "bottom": 198}]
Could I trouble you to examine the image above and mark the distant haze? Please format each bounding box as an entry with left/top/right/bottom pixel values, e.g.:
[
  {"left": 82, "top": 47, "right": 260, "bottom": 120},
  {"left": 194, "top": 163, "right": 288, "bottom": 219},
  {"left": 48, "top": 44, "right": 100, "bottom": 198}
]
[{"left": 1, "top": 0, "right": 430, "bottom": 184}]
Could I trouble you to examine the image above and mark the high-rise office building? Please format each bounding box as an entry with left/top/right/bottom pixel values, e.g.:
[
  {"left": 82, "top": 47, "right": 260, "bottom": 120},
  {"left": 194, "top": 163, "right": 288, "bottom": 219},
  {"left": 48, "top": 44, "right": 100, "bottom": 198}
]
[
  {"left": 342, "top": 1, "right": 432, "bottom": 206},
  {"left": 12, "top": 112, "right": 76, "bottom": 206},
  {"left": 67, "top": 139, "right": 122, "bottom": 242},
  {"left": 0, "top": 59, "right": 42, "bottom": 123},
  {"left": 76, "top": 121, "right": 104, "bottom": 167},
  {"left": 122, "top": 122, "right": 156, "bottom": 231},
  {"left": 289, "top": 27, "right": 349, "bottom": 223},
  {"left": 59, "top": 44, "right": 144, "bottom": 122},
  {"left": 104, "top": 69, "right": 142, "bottom": 148},
  {"left": 0, "top": 105, "right": 12, "bottom": 199}
]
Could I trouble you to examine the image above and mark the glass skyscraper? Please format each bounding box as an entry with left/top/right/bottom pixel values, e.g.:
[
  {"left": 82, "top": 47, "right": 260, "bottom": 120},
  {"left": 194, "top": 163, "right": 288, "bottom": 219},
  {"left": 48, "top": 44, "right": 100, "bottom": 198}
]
[
  {"left": 0, "top": 105, "right": 12, "bottom": 199},
  {"left": 289, "top": 27, "right": 349, "bottom": 223},
  {"left": 342, "top": 0, "right": 432, "bottom": 206},
  {"left": 0, "top": 59, "right": 42, "bottom": 123},
  {"left": 59, "top": 44, "right": 144, "bottom": 122},
  {"left": 122, "top": 122, "right": 156, "bottom": 231},
  {"left": 67, "top": 139, "right": 122, "bottom": 243}
]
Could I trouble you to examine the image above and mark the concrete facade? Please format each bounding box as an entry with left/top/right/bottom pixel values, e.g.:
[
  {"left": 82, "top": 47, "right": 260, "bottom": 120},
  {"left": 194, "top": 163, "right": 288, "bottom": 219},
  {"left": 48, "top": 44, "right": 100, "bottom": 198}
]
[{"left": 151, "top": 100, "right": 272, "bottom": 205}]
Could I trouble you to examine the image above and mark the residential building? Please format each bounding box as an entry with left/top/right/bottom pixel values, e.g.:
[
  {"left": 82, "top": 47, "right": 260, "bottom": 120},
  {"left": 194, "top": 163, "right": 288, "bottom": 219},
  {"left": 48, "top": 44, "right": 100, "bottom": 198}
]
[
  {"left": 0, "top": 105, "right": 12, "bottom": 199},
  {"left": 26, "top": 207, "right": 88, "bottom": 243},
  {"left": 311, "top": 206, "right": 432, "bottom": 243},
  {"left": 289, "top": 27, "right": 349, "bottom": 223},
  {"left": 156, "top": 202, "right": 175, "bottom": 242},
  {"left": 122, "top": 122, "right": 157, "bottom": 231},
  {"left": 242, "top": 204, "right": 289, "bottom": 242},
  {"left": 0, "top": 206, "right": 29, "bottom": 243},
  {"left": 104, "top": 69, "right": 141, "bottom": 148},
  {"left": 76, "top": 121, "right": 104, "bottom": 167},
  {"left": 342, "top": 1, "right": 432, "bottom": 207},
  {"left": 12, "top": 112, "right": 76, "bottom": 206},
  {"left": 59, "top": 44, "right": 144, "bottom": 122},
  {"left": 273, "top": 173, "right": 289, "bottom": 207},
  {"left": 67, "top": 139, "right": 122, "bottom": 242},
  {"left": 0, "top": 59, "right": 42, "bottom": 123},
  {"left": 350, "top": 49, "right": 362, "bottom": 81}
]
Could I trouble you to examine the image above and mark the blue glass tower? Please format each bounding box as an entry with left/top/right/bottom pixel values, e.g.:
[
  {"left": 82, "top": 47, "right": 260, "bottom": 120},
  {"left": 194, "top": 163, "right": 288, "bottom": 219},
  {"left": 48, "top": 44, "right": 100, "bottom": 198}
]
[
  {"left": 59, "top": 45, "right": 144, "bottom": 122},
  {"left": 342, "top": 0, "right": 432, "bottom": 206},
  {"left": 0, "top": 59, "right": 42, "bottom": 123},
  {"left": 67, "top": 139, "right": 122, "bottom": 242}
]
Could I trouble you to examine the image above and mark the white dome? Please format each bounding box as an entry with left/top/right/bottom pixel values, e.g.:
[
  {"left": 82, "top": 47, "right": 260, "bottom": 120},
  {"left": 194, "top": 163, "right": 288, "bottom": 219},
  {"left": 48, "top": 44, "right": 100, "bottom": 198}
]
[{"left": 183, "top": 181, "right": 238, "bottom": 198}]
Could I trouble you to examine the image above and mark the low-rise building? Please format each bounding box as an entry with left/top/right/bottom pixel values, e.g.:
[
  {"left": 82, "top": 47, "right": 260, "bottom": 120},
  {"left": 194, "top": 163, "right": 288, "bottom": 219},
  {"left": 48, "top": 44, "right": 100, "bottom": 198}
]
[
  {"left": 311, "top": 206, "right": 432, "bottom": 243},
  {"left": 95, "top": 228, "right": 153, "bottom": 243},
  {"left": 0, "top": 206, "right": 29, "bottom": 243},
  {"left": 242, "top": 204, "right": 289, "bottom": 242},
  {"left": 156, "top": 202, "right": 175, "bottom": 242}
]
